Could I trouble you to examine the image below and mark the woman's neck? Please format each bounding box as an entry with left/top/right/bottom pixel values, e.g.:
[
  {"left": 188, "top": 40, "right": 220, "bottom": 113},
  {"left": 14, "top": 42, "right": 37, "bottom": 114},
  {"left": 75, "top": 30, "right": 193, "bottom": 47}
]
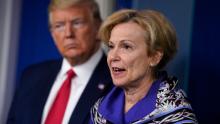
[{"left": 124, "top": 77, "right": 154, "bottom": 113}]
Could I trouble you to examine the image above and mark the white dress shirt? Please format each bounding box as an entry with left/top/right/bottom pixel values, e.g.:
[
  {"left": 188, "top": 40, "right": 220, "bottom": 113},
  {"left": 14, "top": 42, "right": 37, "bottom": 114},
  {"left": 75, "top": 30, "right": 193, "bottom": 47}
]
[{"left": 41, "top": 48, "right": 103, "bottom": 124}]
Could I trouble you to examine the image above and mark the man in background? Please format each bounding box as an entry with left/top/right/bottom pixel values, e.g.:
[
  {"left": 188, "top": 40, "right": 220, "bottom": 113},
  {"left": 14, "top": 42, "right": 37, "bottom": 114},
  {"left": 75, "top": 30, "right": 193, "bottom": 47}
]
[{"left": 7, "top": 0, "right": 112, "bottom": 123}]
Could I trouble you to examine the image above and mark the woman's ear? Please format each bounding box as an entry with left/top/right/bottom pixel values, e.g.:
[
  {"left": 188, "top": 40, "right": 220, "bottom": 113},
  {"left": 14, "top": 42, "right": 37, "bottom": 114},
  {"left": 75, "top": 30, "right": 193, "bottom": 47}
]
[{"left": 150, "top": 50, "right": 163, "bottom": 67}]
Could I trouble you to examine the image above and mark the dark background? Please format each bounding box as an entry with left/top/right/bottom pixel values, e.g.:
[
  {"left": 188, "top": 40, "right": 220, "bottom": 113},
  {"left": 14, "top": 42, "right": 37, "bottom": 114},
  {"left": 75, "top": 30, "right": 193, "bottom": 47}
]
[{"left": 188, "top": 0, "right": 220, "bottom": 123}]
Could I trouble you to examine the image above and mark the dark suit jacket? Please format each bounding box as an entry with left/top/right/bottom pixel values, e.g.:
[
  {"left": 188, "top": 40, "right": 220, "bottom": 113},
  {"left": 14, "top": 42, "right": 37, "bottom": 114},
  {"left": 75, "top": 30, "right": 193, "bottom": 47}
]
[{"left": 7, "top": 55, "right": 113, "bottom": 124}]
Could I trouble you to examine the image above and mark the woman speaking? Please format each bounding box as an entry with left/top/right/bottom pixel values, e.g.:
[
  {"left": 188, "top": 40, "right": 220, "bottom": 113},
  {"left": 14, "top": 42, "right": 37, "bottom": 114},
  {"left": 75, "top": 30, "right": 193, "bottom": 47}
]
[{"left": 90, "top": 9, "right": 197, "bottom": 124}]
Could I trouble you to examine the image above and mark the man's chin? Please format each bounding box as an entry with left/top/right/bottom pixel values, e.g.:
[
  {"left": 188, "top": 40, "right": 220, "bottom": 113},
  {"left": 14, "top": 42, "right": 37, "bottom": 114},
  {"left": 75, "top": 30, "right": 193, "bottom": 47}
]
[
  {"left": 64, "top": 54, "right": 90, "bottom": 65},
  {"left": 64, "top": 51, "right": 81, "bottom": 58}
]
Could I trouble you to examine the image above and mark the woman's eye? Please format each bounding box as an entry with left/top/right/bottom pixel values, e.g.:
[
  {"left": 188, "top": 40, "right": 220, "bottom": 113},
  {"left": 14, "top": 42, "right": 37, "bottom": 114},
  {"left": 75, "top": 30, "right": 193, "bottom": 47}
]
[
  {"left": 125, "top": 45, "right": 130, "bottom": 49},
  {"left": 123, "top": 44, "right": 132, "bottom": 49},
  {"left": 108, "top": 44, "right": 114, "bottom": 49}
]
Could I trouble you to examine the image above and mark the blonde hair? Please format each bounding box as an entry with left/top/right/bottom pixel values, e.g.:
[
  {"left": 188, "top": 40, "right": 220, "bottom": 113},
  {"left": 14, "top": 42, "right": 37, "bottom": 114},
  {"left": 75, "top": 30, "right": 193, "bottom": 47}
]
[
  {"left": 99, "top": 9, "right": 178, "bottom": 70},
  {"left": 48, "top": 0, "right": 101, "bottom": 23}
]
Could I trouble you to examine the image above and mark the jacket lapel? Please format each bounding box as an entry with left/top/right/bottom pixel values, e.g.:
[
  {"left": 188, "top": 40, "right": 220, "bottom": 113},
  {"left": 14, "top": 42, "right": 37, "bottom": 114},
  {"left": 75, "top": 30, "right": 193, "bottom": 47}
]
[
  {"left": 69, "top": 55, "right": 112, "bottom": 124},
  {"left": 31, "top": 60, "right": 62, "bottom": 123}
]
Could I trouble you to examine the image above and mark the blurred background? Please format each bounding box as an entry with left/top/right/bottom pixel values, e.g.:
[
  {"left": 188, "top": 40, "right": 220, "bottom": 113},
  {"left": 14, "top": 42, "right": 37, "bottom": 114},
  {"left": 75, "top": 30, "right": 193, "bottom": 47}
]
[{"left": 0, "top": 0, "right": 219, "bottom": 123}]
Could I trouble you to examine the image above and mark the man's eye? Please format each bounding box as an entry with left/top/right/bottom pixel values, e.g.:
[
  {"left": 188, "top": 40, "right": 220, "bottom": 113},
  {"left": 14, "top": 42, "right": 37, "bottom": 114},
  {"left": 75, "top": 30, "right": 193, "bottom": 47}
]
[
  {"left": 72, "top": 20, "right": 84, "bottom": 28},
  {"left": 54, "top": 24, "right": 62, "bottom": 28},
  {"left": 52, "top": 23, "right": 65, "bottom": 32}
]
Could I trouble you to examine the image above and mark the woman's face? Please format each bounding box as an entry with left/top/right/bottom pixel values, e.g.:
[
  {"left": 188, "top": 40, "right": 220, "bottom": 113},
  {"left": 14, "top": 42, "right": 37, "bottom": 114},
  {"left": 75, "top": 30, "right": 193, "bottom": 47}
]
[{"left": 107, "top": 22, "right": 154, "bottom": 88}]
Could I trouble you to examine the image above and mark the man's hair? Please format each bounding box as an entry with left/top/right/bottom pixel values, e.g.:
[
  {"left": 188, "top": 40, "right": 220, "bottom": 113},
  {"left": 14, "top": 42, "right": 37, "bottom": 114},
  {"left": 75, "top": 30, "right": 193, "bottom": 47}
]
[{"left": 48, "top": 0, "right": 102, "bottom": 23}]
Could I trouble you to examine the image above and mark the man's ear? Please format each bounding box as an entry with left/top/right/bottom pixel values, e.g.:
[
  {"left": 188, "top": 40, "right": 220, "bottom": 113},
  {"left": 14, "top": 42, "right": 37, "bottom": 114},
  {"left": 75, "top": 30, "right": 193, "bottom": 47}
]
[
  {"left": 150, "top": 50, "right": 163, "bottom": 67},
  {"left": 95, "top": 20, "right": 102, "bottom": 39}
]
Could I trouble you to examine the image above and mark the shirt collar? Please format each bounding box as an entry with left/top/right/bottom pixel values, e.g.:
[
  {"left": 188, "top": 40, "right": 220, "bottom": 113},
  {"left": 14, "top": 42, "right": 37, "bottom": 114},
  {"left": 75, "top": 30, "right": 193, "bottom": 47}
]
[{"left": 60, "top": 47, "right": 103, "bottom": 81}]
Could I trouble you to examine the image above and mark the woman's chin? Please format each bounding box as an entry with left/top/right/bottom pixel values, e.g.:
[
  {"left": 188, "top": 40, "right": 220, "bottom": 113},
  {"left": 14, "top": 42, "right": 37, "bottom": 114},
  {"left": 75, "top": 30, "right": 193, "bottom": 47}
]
[{"left": 113, "top": 80, "right": 126, "bottom": 88}]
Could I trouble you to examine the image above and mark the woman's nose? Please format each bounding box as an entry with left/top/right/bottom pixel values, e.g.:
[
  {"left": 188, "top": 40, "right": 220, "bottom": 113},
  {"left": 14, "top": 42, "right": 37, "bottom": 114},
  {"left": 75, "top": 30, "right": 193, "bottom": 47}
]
[{"left": 108, "top": 48, "right": 120, "bottom": 62}]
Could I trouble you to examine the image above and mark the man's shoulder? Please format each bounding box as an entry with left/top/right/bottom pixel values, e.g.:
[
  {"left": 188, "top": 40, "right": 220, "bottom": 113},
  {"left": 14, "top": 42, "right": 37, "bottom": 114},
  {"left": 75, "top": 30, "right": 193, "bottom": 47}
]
[
  {"left": 21, "top": 59, "right": 62, "bottom": 79},
  {"left": 25, "top": 59, "right": 61, "bottom": 71}
]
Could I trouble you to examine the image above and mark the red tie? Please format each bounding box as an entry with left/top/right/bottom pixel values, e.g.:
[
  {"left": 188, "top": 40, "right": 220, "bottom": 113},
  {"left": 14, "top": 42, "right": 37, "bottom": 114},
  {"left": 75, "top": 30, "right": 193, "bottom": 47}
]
[{"left": 45, "top": 69, "right": 75, "bottom": 124}]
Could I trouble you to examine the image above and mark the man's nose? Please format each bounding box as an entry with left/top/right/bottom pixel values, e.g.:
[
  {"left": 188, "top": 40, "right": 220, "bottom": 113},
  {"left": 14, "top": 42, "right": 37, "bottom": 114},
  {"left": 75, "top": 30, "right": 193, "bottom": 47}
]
[{"left": 64, "top": 23, "right": 74, "bottom": 37}]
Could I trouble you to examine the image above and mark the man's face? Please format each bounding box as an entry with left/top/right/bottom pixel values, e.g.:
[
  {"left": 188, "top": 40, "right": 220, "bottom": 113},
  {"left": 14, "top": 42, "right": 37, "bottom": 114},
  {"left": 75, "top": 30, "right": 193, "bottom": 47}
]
[{"left": 50, "top": 4, "right": 100, "bottom": 65}]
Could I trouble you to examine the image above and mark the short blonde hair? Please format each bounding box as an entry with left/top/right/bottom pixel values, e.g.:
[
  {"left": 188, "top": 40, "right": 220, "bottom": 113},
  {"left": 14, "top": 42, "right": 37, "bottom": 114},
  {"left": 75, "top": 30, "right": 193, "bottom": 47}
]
[
  {"left": 99, "top": 9, "right": 178, "bottom": 70},
  {"left": 48, "top": 0, "right": 102, "bottom": 24}
]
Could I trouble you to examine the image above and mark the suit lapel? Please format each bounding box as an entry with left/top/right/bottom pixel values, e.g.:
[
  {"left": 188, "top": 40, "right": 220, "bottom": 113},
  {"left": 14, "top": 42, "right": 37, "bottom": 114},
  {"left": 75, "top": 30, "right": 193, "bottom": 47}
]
[
  {"left": 69, "top": 55, "right": 112, "bottom": 124},
  {"left": 30, "top": 60, "right": 62, "bottom": 123}
]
